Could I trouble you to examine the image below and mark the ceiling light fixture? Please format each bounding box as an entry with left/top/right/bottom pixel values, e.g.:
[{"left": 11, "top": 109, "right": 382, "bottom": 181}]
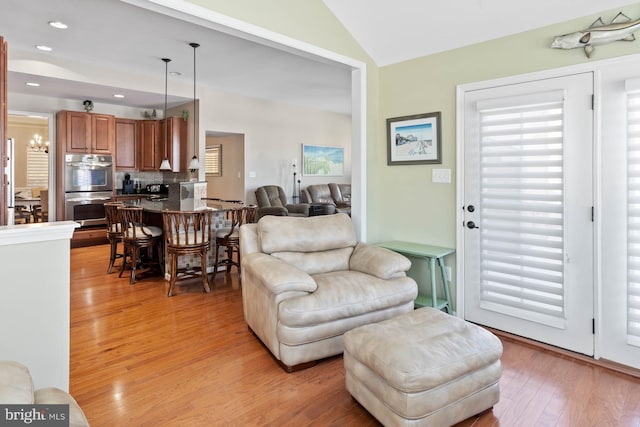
[
  {"left": 25, "top": 82, "right": 40, "bottom": 87},
  {"left": 36, "top": 45, "right": 52, "bottom": 51},
  {"left": 188, "top": 42, "right": 200, "bottom": 173},
  {"left": 30, "top": 133, "right": 49, "bottom": 153},
  {"left": 113, "top": 94, "right": 125, "bottom": 98},
  {"left": 159, "top": 58, "right": 172, "bottom": 171},
  {"left": 48, "top": 21, "right": 68, "bottom": 29}
]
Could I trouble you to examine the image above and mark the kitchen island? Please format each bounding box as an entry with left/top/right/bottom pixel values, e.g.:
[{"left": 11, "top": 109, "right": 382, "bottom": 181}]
[{"left": 119, "top": 197, "right": 246, "bottom": 280}]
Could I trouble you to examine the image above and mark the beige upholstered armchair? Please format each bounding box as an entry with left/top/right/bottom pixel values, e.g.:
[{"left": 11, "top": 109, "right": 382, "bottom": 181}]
[
  {"left": 255, "top": 185, "right": 309, "bottom": 219},
  {"left": 239, "top": 213, "right": 418, "bottom": 371}
]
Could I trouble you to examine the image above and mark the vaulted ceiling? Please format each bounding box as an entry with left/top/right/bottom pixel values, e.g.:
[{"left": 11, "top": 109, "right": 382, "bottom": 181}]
[{"left": 323, "top": 0, "right": 640, "bottom": 66}]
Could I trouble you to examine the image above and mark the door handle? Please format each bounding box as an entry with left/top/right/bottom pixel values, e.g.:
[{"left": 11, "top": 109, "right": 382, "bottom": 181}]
[{"left": 466, "top": 221, "right": 479, "bottom": 229}]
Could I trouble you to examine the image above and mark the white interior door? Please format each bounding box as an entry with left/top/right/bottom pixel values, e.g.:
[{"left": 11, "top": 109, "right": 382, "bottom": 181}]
[{"left": 462, "top": 72, "right": 594, "bottom": 355}]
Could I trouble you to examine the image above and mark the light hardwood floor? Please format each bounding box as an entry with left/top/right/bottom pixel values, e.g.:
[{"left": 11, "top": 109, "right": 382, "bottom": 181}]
[{"left": 69, "top": 244, "right": 640, "bottom": 426}]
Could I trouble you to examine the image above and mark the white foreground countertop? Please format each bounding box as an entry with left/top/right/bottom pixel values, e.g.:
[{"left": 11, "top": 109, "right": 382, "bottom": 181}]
[{"left": 0, "top": 220, "right": 79, "bottom": 246}]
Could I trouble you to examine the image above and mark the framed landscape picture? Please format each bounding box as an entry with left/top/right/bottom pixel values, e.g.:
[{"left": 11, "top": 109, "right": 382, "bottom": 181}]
[
  {"left": 302, "top": 144, "right": 344, "bottom": 176},
  {"left": 387, "top": 112, "right": 441, "bottom": 165}
]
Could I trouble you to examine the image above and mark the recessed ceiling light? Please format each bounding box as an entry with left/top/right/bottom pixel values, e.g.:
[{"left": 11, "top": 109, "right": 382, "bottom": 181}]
[
  {"left": 36, "top": 45, "right": 52, "bottom": 51},
  {"left": 26, "top": 82, "right": 40, "bottom": 87},
  {"left": 169, "top": 71, "right": 181, "bottom": 76},
  {"left": 113, "top": 94, "right": 125, "bottom": 98},
  {"left": 48, "top": 21, "right": 68, "bottom": 29}
]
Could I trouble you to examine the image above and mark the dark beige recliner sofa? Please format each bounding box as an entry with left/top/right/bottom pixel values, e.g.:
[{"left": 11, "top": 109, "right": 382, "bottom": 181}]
[{"left": 239, "top": 213, "right": 418, "bottom": 371}]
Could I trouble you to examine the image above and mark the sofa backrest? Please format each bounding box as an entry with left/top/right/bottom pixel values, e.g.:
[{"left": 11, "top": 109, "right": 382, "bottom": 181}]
[
  {"left": 255, "top": 213, "right": 357, "bottom": 275},
  {"left": 306, "top": 184, "right": 334, "bottom": 205},
  {"left": 329, "top": 183, "right": 351, "bottom": 204}
]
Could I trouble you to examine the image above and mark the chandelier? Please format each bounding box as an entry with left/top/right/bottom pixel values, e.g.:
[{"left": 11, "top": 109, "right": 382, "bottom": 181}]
[{"left": 30, "top": 133, "right": 49, "bottom": 153}]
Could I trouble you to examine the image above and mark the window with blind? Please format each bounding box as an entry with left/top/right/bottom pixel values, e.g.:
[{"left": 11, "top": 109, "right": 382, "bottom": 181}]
[
  {"left": 626, "top": 91, "right": 640, "bottom": 347},
  {"left": 26, "top": 148, "right": 49, "bottom": 188},
  {"left": 477, "top": 90, "right": 566, "bottom": 327},
  {"left": 205, "top": 145, "right": 221, "bottom": 176}
]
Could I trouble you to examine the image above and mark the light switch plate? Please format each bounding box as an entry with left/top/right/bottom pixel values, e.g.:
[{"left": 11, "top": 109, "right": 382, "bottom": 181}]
[{"left": 432, "top": 168, "right": 451, "bottom": 183}]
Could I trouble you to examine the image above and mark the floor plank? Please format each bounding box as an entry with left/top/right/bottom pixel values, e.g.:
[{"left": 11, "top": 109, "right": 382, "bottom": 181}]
[{"left": 69, "top": 244, "right": 640, "bottom": 426}]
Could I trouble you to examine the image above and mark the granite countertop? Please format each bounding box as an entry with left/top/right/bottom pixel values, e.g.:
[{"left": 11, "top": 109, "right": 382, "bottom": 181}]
[{"left": 122, "top": 197, "right": 244, "bottom": 213}]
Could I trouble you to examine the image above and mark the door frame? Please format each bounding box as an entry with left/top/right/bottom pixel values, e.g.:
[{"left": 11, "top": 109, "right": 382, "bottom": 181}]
[
  {"left": 456, "top": 61, "right": 604, "bottom": 360},
  {"left": 7, "top": 110, "right": 55, "bottom": 221}
]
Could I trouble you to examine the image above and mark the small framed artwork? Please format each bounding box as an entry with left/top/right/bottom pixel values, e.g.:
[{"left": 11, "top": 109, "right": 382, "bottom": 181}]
[
  {"left": 387, "top": 112, "right": 441, "bottom": 165},
  {"left": 302, "top": 144, "right": 344, "bottom": 176}
]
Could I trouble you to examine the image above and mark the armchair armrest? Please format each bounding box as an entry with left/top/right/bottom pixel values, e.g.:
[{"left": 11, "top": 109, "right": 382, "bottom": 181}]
[
  {"left": 243, "top": 253, "right": 317, "bottom": 294},
  {"left": 286, "top": 203, "right": 310, "bottom": 216},
  {"left": 350, "top": 242, "right": 411, "bottom": 279},
  {"left": 257, "top": 206, "right": 288, "bottom": 218}
]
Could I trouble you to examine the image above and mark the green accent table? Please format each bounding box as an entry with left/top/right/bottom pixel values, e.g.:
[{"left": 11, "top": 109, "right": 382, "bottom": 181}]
[{"left": 378, "top": 241, "right": 455, "bottom": 313}]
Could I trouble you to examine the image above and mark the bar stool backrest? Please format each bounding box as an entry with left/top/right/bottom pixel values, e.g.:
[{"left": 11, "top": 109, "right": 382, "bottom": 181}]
[
  {"left": 104, "top": 202, "right": 124, "bottom": 234},
  {"left": 163, "top": 210, "right": 213, "bottom": 248},
  {"left": 119, "top": 206, "right": 152, "bottom": 240}
]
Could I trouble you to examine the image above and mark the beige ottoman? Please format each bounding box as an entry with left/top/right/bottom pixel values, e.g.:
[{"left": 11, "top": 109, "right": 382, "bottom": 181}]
[{"left": 344, "top": 307, "right": 503, "bottom": 427}]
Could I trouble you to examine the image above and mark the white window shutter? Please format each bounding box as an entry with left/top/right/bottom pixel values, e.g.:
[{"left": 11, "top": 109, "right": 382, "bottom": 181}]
[
  {"left": 627, "top": 91, "right": 640, "bottom": 347},
  {"left": 477, "top": 91, "right": 566, "bottom": 325}
]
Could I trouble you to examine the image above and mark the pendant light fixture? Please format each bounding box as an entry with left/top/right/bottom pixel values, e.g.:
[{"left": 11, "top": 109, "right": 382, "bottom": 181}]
[
  {"left": 159, "top": 57, "right": 172, "bottom": 171},
  {"left": 188, "top": 42, "right": 200, "bottom": 173}
]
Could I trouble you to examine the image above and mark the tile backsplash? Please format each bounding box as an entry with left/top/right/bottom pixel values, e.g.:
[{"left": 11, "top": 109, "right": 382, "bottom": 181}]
[{"left": 115, "top": 171, "right": 191, "bottom": 191}]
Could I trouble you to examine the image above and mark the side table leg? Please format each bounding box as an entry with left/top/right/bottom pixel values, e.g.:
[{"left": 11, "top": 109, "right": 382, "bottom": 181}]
[
  {"left": 429, "top": 257, "right": 437, "bottom": 308},
  {"left": 437, "top": 257, "right": 452, "bottom": 313}
]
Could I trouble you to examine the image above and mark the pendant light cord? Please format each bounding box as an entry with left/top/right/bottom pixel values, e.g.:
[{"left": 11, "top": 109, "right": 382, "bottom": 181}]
[
  {"left": 190, "top": 43, "right": 200, "bottom": 168},
  {"left": 162, "top": 58, "right": 171, "bottom": 161}
]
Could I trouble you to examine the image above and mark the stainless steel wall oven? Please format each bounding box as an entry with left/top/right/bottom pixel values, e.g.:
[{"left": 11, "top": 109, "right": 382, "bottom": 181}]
[{"left": 64, "top": 154, "right": 114, "bottom": 226}]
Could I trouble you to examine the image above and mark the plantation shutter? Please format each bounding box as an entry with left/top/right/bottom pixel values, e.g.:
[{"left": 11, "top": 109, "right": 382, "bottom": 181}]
[
  {"left": 626, "top": 86, "right": 640, "bottom": 347},
  {"left": 476, "top": 90, "right": 566, "bottom": 327},
  {"left": 205, "top": 145, "right": 221, "bottom": 176},
  {"left": 26, "top": 148, "right": 48, "bottom": 188}
]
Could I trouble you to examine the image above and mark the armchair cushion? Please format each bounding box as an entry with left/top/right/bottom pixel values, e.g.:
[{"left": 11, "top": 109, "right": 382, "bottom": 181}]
[
  {"left": 350, "top": 243, "right": 411, "bottom": 279},
  {"left": 258, "top": 214, "right": 356, "bottom": 254},
  {"left": 272, "top": 247, "right": 353, "bottom": 275},
  {"left": 279, "top": 271, "right": 418, "bottom": 327},
  {"left": 243, "top": 253, "right": 317, "bottom": 294}
]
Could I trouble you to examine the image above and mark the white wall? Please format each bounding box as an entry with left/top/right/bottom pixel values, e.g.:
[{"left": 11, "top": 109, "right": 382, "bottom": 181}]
[
  {"left": 196, "top": 85, "right": 352, "bottom": 204},
  {"left": 0, "top": 222, "right": 77, "bottom": 391}
]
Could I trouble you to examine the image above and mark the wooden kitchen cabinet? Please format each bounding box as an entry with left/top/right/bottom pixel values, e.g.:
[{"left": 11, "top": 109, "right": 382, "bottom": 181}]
[
  {"left": 115, "top": 118, "right": 137, "bottom": 171},
  {"left": 92, "top": 114, "right": 115, "bottom": 153},
  {"left": 57, "top": 110, "right": 115, "bottom": 154},
  {"left": 138, "top": 119, "right": 160, "bottom": 171},
  {"left": 138, "top": 117, "right": 187, "bottom": 172},
  {"left": 162, "top": 116, "right": 188, "bottom": 172}
]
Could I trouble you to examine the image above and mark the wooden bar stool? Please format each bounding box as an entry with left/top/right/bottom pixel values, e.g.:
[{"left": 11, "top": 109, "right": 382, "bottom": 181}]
[
  {"left": 104, "top": 201, "right": 124, "bottom": 274},
  {"left": 212, "top": 205, "right": 257, "bottom": 281},
  {"left": 162, "top": 209, "right": 214, "bottom": 297},
  {"left": 118, "top": 206, "right": 163, "bottom": 284}
]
